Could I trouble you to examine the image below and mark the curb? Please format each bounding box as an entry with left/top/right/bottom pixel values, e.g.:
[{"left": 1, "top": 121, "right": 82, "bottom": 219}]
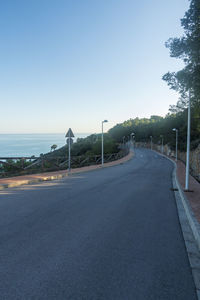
[
  {"left": 0, "top": 172, "right": 69, "bottom": 190},
  {"left": 154, "top": 150, "right": 200, "bottom": 299},
  {"left": 160, "top": 153, "right": 200, "bottom": 252},
  {"left": 0, "top": 150, "right": 134, "bottom": 190},
  {"left": 172, "top": 161, "right": 200, "bottom": 251}
]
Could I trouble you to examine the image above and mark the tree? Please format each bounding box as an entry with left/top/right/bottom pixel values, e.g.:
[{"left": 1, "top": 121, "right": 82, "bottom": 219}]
[
  {"left": 162, "top": 0, "right": 200, "bottom": 110},
  {"left": 51, "top": 144, "right": 57, "bottom": 151}
]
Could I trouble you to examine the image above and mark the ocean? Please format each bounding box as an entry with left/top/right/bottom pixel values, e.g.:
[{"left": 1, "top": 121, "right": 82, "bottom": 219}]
[{"left": 0, "top": 133, "right": 90, "bottom": 157}]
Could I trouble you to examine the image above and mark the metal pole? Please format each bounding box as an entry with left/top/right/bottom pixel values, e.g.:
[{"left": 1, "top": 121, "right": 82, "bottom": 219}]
[
  {"left": 150, "top": 136, "right": 152, "bottom": 150},
  {"left": 131, "top": 133, "right": 135, "bottom": 148},
  {"left": 161, "top": 136, "right": 163, "bottom": 154},
  {"left": 185, "top": 91, "right": 191, "bottom": 190},
  {"left": 101, "top": 122, "right": 104, "bottom": 166},
  {"left": 68, "top": 133, "right": 71, "bottom": 172},
  {"left": 175, "top": 130, "right": 178, "bottom": 162}
]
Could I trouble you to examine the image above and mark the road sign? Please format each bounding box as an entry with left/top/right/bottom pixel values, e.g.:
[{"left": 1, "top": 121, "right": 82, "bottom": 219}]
[
  {"left": 66, "top": 137, "right": 73, "bottom": 146},
  {"left": 65, "top": 128, "right": 75, "bottom": 138}
]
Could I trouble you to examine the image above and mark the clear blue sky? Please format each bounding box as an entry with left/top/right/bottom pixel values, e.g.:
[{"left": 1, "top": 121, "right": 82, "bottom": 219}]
[{"left": 0, "top": 0, "right": 189, "bottom": 134}]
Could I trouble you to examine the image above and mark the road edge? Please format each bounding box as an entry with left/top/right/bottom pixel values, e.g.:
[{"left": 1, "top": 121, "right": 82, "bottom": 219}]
[
  {"left": 165, "top": 155, "right": 200, "bottom": 251},
  {"left": 0, "top": 150, "right": 134, "bottom": 190},
  {"left": 156, "top": 151, "right": 200, "bottom": 299},
  {"left": 0, "top": 173, "right": 68, "bottom": 190}
]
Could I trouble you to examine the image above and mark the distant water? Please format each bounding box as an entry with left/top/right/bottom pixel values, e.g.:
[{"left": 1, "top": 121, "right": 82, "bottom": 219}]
[{"left": 0, "top": 133, "right": 90, "bottom": 157}]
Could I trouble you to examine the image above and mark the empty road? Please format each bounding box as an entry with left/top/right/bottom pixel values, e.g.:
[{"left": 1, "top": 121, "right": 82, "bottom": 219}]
[{"left": 0, "top": 148, "right": 197, "bottom": 299}]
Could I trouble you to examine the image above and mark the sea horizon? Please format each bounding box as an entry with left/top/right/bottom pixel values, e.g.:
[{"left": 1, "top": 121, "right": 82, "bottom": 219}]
[{"left": 0, "top": 133, "right": 91, "bottom": 157}]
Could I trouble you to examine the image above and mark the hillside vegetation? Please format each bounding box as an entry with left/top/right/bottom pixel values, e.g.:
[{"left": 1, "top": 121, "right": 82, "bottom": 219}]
[
  {"left": 108, "top": 112, "right": 200, "bottom": 151},
  {"left": 46, "top": 134, "right": 119, "bottom": 159}
]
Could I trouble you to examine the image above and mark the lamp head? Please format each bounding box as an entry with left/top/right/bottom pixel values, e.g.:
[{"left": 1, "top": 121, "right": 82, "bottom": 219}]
[
  {"left": 103, "top": 120, "right": 108, "bottom": 123},
  {"left": 172, "top": 128, "right": 176, "bottom": 131}
]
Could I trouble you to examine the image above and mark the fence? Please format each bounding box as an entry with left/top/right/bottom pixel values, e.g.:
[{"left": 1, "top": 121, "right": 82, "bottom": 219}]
[{"left": 0, "top": 148, "right": 129, "bottom": 178}]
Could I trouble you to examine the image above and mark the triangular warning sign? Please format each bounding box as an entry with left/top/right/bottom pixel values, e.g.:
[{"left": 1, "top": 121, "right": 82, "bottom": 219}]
[{"left": 65, "top": 128, "right": 75, "bottom": 138}]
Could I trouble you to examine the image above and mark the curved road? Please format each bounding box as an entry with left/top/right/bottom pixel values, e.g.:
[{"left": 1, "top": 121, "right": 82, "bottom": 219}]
[{"left": 0, "top": 148, "right": 197, "bottom": 299}]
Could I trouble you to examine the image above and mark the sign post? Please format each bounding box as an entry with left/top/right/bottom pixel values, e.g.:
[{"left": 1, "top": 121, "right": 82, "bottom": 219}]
[{"left": 65, "top": 128, "right": 75, "bottom": 172}]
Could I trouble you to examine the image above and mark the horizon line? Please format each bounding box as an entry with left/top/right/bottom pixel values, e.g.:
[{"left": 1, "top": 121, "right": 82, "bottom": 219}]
[{"left": 0, "top": 132, "right": 94, "bottom": 135}]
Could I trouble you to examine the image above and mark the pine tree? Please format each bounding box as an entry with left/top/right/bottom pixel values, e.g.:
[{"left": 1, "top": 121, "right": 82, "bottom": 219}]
[{"left": 163, "top": 0, "right": 200, "bottom": 112}]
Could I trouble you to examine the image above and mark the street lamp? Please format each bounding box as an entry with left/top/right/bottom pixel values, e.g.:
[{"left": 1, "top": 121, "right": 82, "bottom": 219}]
[
  {"left": 172, "top": 128, "right": 178, "bottom": 162},
  {"left": 185, "top": 90, "right": 191, "bottom": 190},
  {"left": 150, "top": 136, "right": 153, "bottom": 150},
  {"left": 101, "top": 120, "right": 108, "bottom": 166},
  {"left": 160, "top": 135, "right": 164, "bottom": 154}
]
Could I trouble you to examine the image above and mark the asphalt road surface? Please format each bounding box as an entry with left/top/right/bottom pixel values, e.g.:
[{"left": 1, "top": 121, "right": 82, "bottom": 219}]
[{"left": 0, "top": 148, "right": 197, "bottom": 299}]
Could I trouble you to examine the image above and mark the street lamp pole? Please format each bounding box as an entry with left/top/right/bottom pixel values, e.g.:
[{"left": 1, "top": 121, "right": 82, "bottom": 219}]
[
  {"left": 150, "top": 136, "right": 152, "bottom": 150},
  {"left": 160, "top": 135, "right": 164, "bottom": 154},
  {"left": 102, "top": 120, "right": 108, "bottom": 166},
  {"left": 131, "top": 133, "right": 135, "bottom": 147},
  {"left": 172, "top": 128, "right": 178, "bottom": 162},
  {"left": 122, "top": 136, "right": 125, "bottom": 148},
  {"left": 185, "top": 90, "right": 191, "bottom": 190}
]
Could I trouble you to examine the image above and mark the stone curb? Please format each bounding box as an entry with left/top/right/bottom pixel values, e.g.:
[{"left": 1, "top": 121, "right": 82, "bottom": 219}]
[
  {"left": 161, "top": 153, "right": 200, "bottom": 252},
  {"left": 154, "top": 150, "right": 200, "bottom": 299},
  {"left": 0, "top": 151, "right": 134, "bottom": 190},
  {"left": 172, "top": 161, "right": 200, "bottom": 300},
  {"left": 0, "top": 173, "right": 68, "bottom": 190},
  {"left": 155, "top": 150, "right": 200, "bottom": 251},
  {"left": 172, "top": 169, "right": 200, "bottom": 300},
  {"left": 173, "top": 163, "right": 200, "bottom": 252}
]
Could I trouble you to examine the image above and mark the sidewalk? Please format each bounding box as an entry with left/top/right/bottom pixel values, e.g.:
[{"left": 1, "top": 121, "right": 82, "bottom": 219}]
[{"left": 0, "top": 151, "right": 134, "bottom": 190}]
